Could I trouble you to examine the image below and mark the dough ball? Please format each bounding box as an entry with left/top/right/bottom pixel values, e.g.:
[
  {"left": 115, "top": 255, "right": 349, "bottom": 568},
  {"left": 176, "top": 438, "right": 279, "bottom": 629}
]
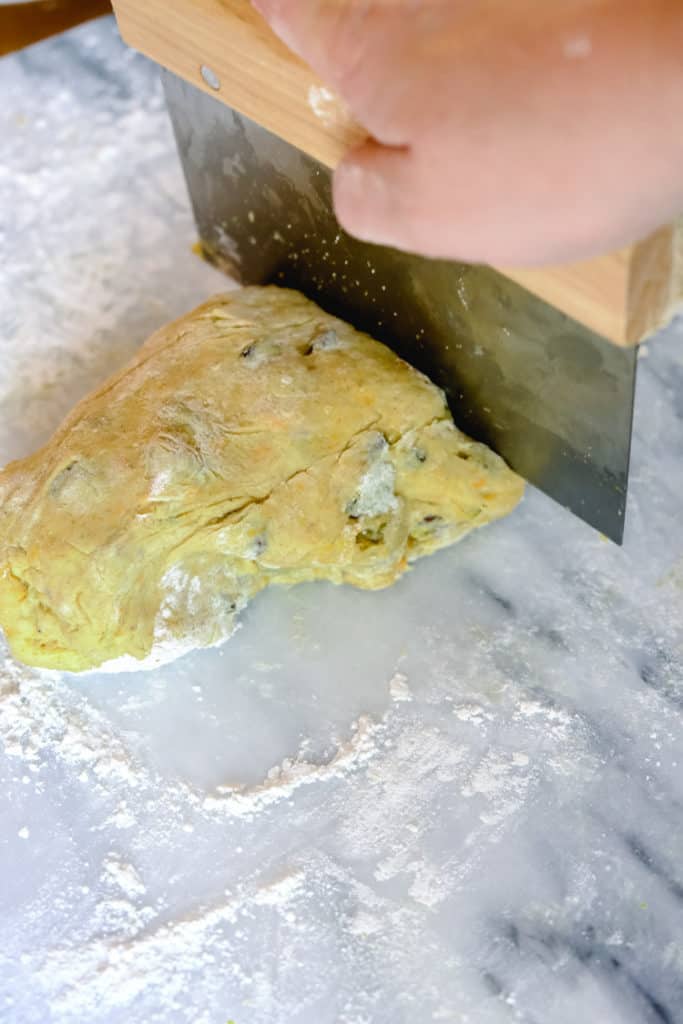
[{"left": 0, "top": 287, "right": 523, "bottom": 672}]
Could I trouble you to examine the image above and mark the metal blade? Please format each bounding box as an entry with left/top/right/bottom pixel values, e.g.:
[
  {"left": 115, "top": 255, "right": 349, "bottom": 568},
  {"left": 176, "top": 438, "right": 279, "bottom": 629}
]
[{"left": 163, "top": 71, "right": 637, "bottom": 543}]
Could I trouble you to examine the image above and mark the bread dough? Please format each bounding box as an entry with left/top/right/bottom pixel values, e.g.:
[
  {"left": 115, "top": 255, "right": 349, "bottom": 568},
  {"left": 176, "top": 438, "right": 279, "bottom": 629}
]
[{"left": 0, "top": 287, "right": 524, "bottom": 672}]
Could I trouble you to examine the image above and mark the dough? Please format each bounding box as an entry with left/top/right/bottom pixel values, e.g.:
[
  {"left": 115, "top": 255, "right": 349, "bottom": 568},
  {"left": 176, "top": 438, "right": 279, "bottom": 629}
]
[{"left": 0, "top": 287, "right": 524, "bottom": 672}]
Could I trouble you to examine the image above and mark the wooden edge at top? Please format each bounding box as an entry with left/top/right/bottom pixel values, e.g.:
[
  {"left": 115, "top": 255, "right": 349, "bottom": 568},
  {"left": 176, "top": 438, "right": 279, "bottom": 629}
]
[
  {"left": 0, "top": 0, "right": 112, "bottom": 57},
  {"left": 626, "top": 218, "right": 683, "bottom": 345},
  {"left": 112, "top": 0, "right": 366, "bottom": 167},
  {"left": 502, "top": 251, "right": 631, "bottom": 346}
]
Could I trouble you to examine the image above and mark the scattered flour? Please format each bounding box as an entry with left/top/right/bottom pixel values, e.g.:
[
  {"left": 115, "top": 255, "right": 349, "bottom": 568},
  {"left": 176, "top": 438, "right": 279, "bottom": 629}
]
[
  {"left": 0, "top": 653, "right": 145, "bottom": 783},
  {"left": 252, "top": 870, "right": 303, "bottom": 907},
  {"left": 389, "top": 671, "right": 412, "bottom": 702},
  {"left": 0, "top": 618, "right": 644, "bottom": 1020},
  {"left": 102, "top": 855, "right": 146, "bottom": 898},
  {"left": 202, "top": 715, "right": 383, "bottom": 817},
  {"left": 347, "top": 910, "right": 383, "bottom": 936},
  {"left": 0, "top": 640, "right": 386, "bottom": 821}
]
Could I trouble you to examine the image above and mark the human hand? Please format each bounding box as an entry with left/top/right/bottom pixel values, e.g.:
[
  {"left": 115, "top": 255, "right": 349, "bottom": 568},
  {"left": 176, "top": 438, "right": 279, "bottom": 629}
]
[{"left": 252, "top": 0, "right": 683, "bottom": 267}]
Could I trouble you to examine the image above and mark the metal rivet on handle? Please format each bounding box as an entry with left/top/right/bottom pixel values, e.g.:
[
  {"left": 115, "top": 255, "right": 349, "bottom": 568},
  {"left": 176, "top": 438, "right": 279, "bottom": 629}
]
[{"left": 200, "top": 65, "right": 221, "bottom": 90}]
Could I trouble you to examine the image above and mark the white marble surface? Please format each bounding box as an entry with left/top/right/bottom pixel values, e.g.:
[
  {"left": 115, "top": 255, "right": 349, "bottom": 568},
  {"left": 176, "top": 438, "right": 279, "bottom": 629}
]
[{"left": 1, "top": 18, "right": 682, "bottom": 1024}]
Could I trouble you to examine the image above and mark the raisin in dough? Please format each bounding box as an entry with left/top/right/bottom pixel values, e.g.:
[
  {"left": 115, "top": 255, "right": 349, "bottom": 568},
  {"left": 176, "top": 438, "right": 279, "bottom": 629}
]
[{"left": 0, "top": 287, "right": 524, "bottom": 672}]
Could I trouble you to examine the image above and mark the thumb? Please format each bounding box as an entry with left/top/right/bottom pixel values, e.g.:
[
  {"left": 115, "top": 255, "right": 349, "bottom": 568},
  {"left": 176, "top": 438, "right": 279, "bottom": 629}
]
[{"left": 333, "top": 140, "right": 423, "bottom": 254}]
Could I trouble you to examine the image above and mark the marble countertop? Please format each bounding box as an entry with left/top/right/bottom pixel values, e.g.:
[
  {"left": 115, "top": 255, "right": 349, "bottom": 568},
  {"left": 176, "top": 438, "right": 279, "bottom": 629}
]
[{"left": 1, "top": 17, "right": 682, "bottom": 1024}]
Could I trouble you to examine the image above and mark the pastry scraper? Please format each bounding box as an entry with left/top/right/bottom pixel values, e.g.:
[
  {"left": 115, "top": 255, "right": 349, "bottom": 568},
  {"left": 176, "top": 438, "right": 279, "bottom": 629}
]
[{"left": 112, "top": 0, "right": 683, "bottom": 543}]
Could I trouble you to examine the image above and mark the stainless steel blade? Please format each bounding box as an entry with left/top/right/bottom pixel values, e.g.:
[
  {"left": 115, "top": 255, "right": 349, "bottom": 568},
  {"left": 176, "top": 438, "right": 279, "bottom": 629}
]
[{"left": 163, "top": 72, "right": 637, "bottom": 543}]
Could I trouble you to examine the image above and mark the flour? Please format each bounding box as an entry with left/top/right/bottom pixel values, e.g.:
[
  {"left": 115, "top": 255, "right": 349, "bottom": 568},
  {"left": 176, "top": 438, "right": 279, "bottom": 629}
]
[
  {"left": 103, "top": 803, "right": 137, "bottom": 830},
  {"left": 95, "top": 643, "right": 198, "bottom": 675},
  {"left": 389, "top": 671, "right": 413, "bottom": 702},
  {"left": 30, "top": 879, "right": 300, "bottom": 1021},
  {"left": 148, "top": 467, "right": 174, "bottom": 500},
  {"left": 307, "top": 84, "right": 353, "bottom": 129},
  {"left": 202, "top": 714, "right": 383, "bottom": 817},
  {"left": 94, "top": 565, "right": 242, "bottom": 674},
  {"left": 0, "top": 634, "right": 385, "bottom": 816},
  {"left": 102, "top": 855, "right": 146, "bottom": 898},
  {"left": 0, "top": 652, "right": 146, "bottom": 785},
  {"left": 251, "top": 870, "right": 303, "bottom": 906},
  {"left": 0, "top": 636, "right": 403, "bottom": 1018},
  {"left": 0, "top": 609, "right": 623, "bottom": 1021},
  {"left": 346, "top": 437, "right": 398, "bottom": 518}
]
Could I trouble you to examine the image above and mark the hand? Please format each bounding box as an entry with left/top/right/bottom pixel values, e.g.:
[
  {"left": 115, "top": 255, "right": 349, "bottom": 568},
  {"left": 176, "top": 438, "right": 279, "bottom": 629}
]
[{"left": 252, "top": 0, "right": 683, "bottom": 267}]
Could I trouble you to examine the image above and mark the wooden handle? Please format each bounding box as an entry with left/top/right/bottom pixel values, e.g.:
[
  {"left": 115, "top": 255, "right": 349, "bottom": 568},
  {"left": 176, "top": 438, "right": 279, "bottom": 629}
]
[
  {"left": 114, "top": 0, "right": 366, "bottom": 165},
  {"left": 0, "top": 0, "right": 112, "bottom": 57},
  {"left": 505, "top": 219, "right": 683, "bottom": 346},
  {"left": 112, "top": 0, "right": 682, "bottom": 346}
]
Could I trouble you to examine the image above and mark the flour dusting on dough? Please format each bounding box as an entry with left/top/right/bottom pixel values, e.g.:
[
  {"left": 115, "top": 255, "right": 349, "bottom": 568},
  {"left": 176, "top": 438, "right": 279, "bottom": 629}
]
[
  {"left": 307, "top": 84, "right": 352, "bottom": 128},
  {"left": 96, "top": 567, "right": 241, "bottom": 674}
]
